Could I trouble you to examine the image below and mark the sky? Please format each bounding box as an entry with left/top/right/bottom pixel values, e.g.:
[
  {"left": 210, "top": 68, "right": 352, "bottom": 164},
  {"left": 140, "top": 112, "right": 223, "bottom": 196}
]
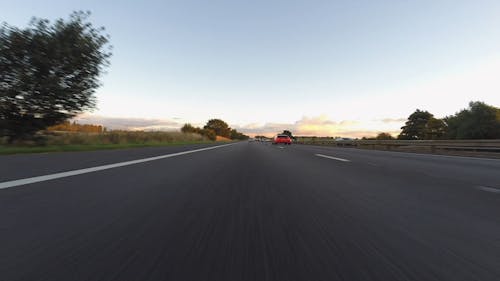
[{"left": 3, "top": 0, "right": 500, "bottom": 137}]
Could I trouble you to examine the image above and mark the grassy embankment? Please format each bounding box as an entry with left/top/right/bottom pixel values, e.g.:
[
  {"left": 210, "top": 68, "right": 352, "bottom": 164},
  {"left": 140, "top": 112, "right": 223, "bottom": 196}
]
[{"left": 0, "top": 131, "right": 227, "bottom": 155}]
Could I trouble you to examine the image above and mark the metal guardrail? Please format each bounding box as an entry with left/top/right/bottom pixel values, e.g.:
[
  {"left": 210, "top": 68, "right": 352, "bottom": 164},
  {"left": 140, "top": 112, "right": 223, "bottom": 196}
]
[{"left": 294, "top": 139, "right": 500, "bottom": 157}]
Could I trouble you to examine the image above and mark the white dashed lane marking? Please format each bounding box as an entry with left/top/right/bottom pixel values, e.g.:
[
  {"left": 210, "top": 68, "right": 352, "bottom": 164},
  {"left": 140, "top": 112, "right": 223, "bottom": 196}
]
[
  {"left": 315, "top": 154, "right": 351, "bottom": 162},
  {"left": 475, "top": 186, "right": 500, "bottom": 194}
]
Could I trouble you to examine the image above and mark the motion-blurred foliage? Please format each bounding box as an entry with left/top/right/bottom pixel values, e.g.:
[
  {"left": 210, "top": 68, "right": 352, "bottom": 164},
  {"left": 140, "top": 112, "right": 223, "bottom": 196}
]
[
  {"left": 47, "top": 121, "right": 105, "bottom": 133},
  {"left": 0, "top": 11, "right": 111, "bottom": 142}
]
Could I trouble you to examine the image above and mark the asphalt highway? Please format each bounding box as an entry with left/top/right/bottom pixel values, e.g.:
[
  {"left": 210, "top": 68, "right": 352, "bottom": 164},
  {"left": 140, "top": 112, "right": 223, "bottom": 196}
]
[{"left": 1, "top": 141, "right": 499, "bottom": 281}]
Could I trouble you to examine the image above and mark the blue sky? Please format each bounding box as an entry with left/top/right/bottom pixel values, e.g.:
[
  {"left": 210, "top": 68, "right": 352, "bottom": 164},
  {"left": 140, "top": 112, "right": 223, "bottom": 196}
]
[{"left": 3, "top": 0, "right": 500, "bottom": 136}]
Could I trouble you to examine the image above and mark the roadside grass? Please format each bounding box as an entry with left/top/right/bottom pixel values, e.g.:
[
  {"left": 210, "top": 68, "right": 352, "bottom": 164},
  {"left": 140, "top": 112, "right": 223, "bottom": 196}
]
[{"left": 0, "top": 131, "right": 230, "bottom": 155}]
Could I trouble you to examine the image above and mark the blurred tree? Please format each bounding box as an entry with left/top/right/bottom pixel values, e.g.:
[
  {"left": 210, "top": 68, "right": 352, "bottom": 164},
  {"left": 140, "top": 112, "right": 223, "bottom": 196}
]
[
  {"left": 282, "top": 130, "right": 294, "bottom": 139},
  {"left": 375, "top": 132, "right": 394, "bottom": 140},
  {"left": 230, "top": 129, "right": 238, "bottom": 139},
  {"left": 180, "top": 123, "right": 221, "bottom": 141},
  {"left": 204, "top": 119, "right": 231, "bottom": 138},
  {"left": 181, "top": 123, "right": 197, "bottom": 133},
  {"left": 424, "top": 117, "right": 447, "bottom": 140},
  {"left": 47, "top": 121, "right": 104, "bottom": 133},
  {"left": 185, "top": 121, "right": 263, "bottom": 141},
  {"left": 398, "top": 110, "right": 433, "bottom": 140},
  {"left": 444, "top": 101, "right": 500, "bottom": 139},
  {"left": 254, "top": 135, "right": 266, "bottom": 139},
  {"left": 0, "top": 11, "right": 111, "bottom": 142},
  {"left": 201, "top": 128, "right": 216, "bottom": 141},
  {"left": 230, "top": 128, "right": 249, "bottom": 140}
]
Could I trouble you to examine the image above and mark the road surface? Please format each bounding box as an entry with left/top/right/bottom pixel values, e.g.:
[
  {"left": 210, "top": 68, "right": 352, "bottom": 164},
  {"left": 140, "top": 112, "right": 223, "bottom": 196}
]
[{"left": 1, "top": 142, "right": 499, "bottom": 281}]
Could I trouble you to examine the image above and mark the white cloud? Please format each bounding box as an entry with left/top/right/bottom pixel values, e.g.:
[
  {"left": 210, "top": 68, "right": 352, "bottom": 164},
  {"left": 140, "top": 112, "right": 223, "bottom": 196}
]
[
  {"left": 379, "top": 118, "right": 407, "bottom": 123},
  {"left": 74, "top": 114, "right": 184, "bottom": 131},
  {"left": 234, "top": 114, "right": 404, "bottom": 138},
  {"left": 75, "top": 113, "right": 405, "bottom": 137}
]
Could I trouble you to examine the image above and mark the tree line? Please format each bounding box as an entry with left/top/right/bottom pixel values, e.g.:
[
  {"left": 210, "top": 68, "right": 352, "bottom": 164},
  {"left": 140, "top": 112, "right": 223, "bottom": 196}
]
[
  {"left": 181, "top": 119, "right": 249, "bottom": 141},
  {"left": 46, "top": 121, "right": 105, "bottom": 133},
  {"left": 365, "top": 101, "right": 500, "bottom": 140},
  {"left": 396, "top": 101, "right": 500, "bottom": 140}
]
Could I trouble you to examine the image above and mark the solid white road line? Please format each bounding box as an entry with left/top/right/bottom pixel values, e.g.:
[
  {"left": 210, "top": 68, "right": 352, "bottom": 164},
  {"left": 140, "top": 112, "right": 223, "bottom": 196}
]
[
  {"left": 315, "top": 154, "right": 351, "bottom": 162},
  {"left": 0, "top": 143, "right": 236, "bottom": 190},
  {"left": 475, "top": 186, "right": 500, "bottom": 194}
]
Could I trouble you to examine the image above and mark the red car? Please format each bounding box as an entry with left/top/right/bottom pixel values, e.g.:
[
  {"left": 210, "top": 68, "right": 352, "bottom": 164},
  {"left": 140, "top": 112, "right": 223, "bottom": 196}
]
[{"left": 273, "top": 134, "right": 292, "bottom": 145}]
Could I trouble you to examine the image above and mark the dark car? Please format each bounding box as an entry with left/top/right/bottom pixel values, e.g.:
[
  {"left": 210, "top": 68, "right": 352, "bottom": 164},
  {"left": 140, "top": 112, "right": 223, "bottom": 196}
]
[{"left": 273, "top": 134, "right": 292, "bottom": 145}]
